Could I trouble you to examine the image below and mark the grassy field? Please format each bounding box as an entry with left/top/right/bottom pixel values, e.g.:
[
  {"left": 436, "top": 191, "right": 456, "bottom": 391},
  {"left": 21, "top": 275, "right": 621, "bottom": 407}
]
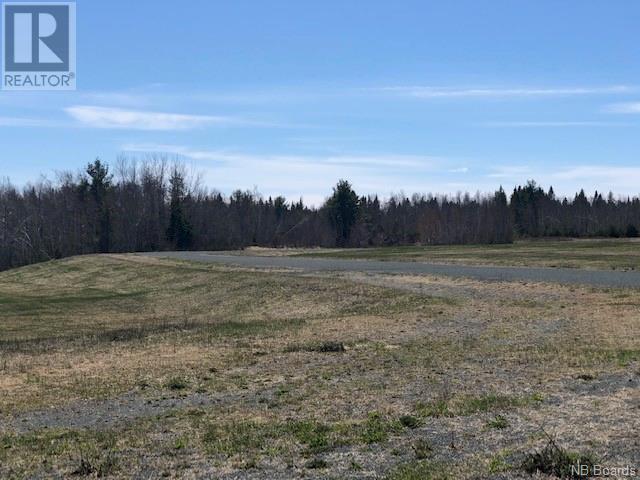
[
  {"left": 1, "top": 253, "right": 639, "bottom": 478},
  {"left": 292, "top": 238, "right": 640, "bottom": 270}
]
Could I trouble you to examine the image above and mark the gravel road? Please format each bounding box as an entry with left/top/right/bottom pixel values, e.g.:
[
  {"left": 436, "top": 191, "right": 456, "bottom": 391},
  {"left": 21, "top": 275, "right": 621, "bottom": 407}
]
[{"left": 141, "top": 251, "right": 640, "bottom": 288}]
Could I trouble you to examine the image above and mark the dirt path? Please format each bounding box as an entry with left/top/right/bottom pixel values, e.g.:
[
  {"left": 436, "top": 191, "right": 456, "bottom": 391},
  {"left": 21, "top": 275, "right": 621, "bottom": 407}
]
[{"left": 141, "top": 251, "right": 640, "bottom": 288}]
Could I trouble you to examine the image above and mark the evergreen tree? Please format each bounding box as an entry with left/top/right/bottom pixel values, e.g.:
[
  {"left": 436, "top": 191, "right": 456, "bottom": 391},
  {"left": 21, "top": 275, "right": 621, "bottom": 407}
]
[
  {"left": 86, "top": 159, "right": 112, "bottom": 253},
  {"left": 326, "top": 180, "right": 359, "bottom": 246},
  {"left": 166, "top": 168, "right": 193, "bottom": 250}
]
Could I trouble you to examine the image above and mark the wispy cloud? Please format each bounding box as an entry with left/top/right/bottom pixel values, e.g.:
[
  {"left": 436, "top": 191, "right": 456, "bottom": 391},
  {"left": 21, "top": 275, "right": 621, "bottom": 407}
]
[
  {"left": 487, "top": 166, "right": 533, "bottom": 178},
  {"left": 486, "top": 165, "right": 640, "bottom": 196},
  {"left": 74, "top": 87, "right": 341, "bottom": 109},
  {"left": 121, "top": 143, "right": 441, "bottom": 169},
  {"left": 603, "top": 102, "right": 640, "bottom": 114},
  {"left": 552, "top": 166, "right": 640, "bottom": 183},
  {"left": 0, "top": 116, "right": 60, "bottom": 128},
  {"left": 78, "top": 91, "right": 155, "bottom": 108},
  {"left": 120, "top": 143, "right": 461, "bottom": 205},
  {"left": 64, "top": 106, "right": 251, "bottom": 131},
  {"left": 377, "top": 85, "right": 635, "bottom": 99},
  {"left": 480, "top": 121, "right": 636, "bottom": 127}
]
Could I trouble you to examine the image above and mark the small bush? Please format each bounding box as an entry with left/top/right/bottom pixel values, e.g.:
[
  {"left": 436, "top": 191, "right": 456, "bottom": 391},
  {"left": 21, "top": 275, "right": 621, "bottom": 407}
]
[
  {"left": 522, "top": 437, "right": 598, "bottom": 478},
  {"left": 97, "top": 450, "right": 118, "bottom": 477},
  {"left": 412, "top": 438, "right": 432, "bottom": 459},
  {"left": 399, "top": 415, "right": 421, "bottom": 429},
  {"left": 315, "top": 341, "right": 345, "bottom": 352},
  {"left": 165, "top": 377, "right": 189, "bottom": 390},
  {"left": 71, "top": 446, "right": 117, "bottom": 477},
  {"left": 72, "top": 456, "right": 95, "bottom": 476},
  {"left": 285, "top": 341, "right": 345, "bottom": 353},
  {"left": 305, "top": 457, "right": 328, "bottom": 469},
  {"left": 487, "top": 414, "right": 509, "bottom": 429}
]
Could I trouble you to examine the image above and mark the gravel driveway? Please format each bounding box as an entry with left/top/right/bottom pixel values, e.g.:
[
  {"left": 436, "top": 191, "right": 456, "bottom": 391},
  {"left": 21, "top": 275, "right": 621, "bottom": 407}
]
[{"left": 141, "top": 251, "right": 640, "bottom": 288}]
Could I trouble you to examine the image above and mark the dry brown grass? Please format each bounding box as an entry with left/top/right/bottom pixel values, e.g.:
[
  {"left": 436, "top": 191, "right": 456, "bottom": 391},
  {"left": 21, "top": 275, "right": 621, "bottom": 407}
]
[
  {"left": 1, "top": 254, "right": 639, "bottom": 478},
  {"left": 292, "top": 238, "right": 640, "bottom": 270}
]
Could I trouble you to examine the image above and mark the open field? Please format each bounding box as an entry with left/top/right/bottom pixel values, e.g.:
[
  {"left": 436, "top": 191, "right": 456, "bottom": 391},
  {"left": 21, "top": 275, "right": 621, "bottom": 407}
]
[
  {"left": 144, "top": 250, "right": 640, "bottom": 288},
  {"left": 290, "top": 238, "right": 640, "bottom": 271},
  {"left": 1, "top": 252, "right": 640, "bottom": 478}
]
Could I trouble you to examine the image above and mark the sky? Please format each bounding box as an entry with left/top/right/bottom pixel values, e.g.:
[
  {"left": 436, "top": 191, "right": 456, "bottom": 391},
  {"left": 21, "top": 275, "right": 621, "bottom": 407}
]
[{"left": 1, "top": 0, "right": 639, "bottom": 206}]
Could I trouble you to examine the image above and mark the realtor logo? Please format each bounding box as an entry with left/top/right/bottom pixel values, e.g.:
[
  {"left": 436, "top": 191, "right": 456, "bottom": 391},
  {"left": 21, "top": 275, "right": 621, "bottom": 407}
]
[{"left": 2, "top": 2, "right": 76, "bottom": 90}]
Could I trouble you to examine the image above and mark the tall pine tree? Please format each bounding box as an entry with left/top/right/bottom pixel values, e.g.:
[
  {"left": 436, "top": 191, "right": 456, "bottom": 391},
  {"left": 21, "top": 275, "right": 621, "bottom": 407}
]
[{"left": 166, "top": 168, "right": 193, "bottom": 250}]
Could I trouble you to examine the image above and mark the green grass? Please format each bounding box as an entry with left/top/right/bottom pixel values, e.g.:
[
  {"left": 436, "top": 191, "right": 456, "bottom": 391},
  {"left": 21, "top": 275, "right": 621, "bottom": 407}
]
[
  {"left": 202, "top": 412, "right": 405, "bottom": 457},
  {"left": 488, "top": 450, "right": 513, "bottom": 473},
  {"left": 359, "top": 412, "right": 400, "bottom": 444},
  {"left": 416, "top": 393, "right": 542, "bottom": 418},
  {"left": 0, "top": 428, "right": 122, "bottom": 479},
  {"left": 415, "top": 399, "right": 452, "bottom": 418},
  {"left": 0, "top": 289, "right": 147, "bottom": 315},
  {"left": 563, "top": 347, "right": 640, "bottom": 368},
  {"left": 295, "top": 238, "right": 640, "bottom": 270},
  {"left": 385, "top": 460, "right": 452, "bottom": 480}
]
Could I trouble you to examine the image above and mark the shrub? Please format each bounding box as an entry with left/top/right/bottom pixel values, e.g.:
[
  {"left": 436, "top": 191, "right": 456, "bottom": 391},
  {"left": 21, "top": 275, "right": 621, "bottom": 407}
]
[
  {"left": 305, "top": 457, "right": 328, "bottom": 469},
  {"left": 165, "top": 377, "right": 189, "bottom": 390},
  {"left": 285, "top": 341, "right": 345, "bottom": 353},
  {"left": 522, "top": 437, "right": 598, "bottom": 478},
  {"left": 412, "top": 438, "right": 432, "bottom": 459},
  {"left": 399, "top": 415, "right": 421, "bottom": 429},
  {"left": 487, "top": 414, "right": 509, "bottom": 429}
]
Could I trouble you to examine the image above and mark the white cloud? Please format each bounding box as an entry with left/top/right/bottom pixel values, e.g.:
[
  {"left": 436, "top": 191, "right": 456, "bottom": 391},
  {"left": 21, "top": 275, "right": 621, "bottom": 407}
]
[
  {"left": 64, "top": 106, "right": 246, "bottom": 131},
  {"left": 604, "top": 102, "right": 640, "bottom": 114},
  {"left": 377, "top": 85, "right": 634, "bottom": 99}
]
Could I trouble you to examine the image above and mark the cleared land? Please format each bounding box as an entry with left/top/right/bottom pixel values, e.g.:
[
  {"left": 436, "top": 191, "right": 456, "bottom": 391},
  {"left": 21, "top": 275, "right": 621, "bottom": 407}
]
[
  {"left": 1, "top": 249, "right": 639, "bottom": 479},
  {"left": 143, "top": 250, "right": 640, "bottom": 288},
  {"left": 292, "top": 238, "right": 640, "bottom": 271}
]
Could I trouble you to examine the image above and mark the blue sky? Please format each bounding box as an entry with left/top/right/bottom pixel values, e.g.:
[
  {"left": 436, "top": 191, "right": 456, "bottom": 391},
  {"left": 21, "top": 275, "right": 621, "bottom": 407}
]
[{"left": 1, "top": 0, "right": 640, "bottom": 205}]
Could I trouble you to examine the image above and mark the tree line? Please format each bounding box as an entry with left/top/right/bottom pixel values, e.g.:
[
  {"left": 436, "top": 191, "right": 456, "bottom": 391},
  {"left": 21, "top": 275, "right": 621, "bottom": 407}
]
[{"left": 0, "top": 157, "right": 638, "bottom": 271}]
